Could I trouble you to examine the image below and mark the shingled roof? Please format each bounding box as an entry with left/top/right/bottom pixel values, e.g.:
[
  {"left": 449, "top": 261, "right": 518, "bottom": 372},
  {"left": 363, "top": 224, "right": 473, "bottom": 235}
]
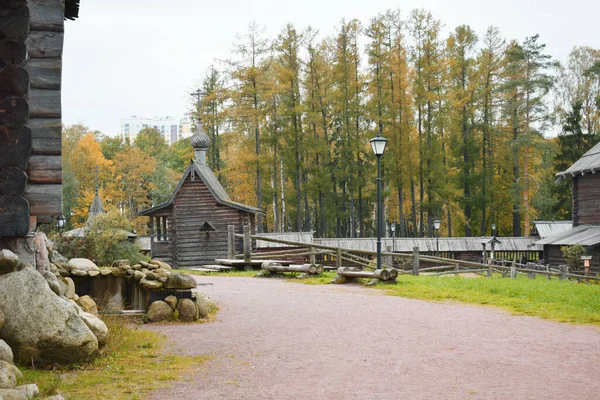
[
  {"left": 556, "top": 140, "right": 600, "bottom": 180},
  {"left": 136, "top": 161, "right": 263, "bottom": 217}
]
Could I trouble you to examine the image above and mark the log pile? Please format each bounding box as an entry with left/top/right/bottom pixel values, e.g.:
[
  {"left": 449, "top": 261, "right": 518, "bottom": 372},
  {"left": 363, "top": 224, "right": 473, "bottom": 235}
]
[
  {"left": 256, "top": 261, "right": 324, "bottom": 278},
  {"left": 0, "top": 0, "right": 63, "bottom": 237},
  {"left": 332, "top": 267, "right": 398, "bottom": 284}
]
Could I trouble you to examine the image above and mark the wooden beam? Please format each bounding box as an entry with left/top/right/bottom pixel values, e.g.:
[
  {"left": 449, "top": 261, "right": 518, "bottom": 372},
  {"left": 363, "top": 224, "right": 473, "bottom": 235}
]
[
  {"left": 26, "top": 31, "right": 63, "bottom": 58},
  {"left": 0, "top": 65, "right": 29, "bottom": 97},
  {"left": 29, "top": 0, "right": 64, "bottom": 33},
  {"left": 24, "top": 183, "right": 61, "bottom": 215},
  {"left": 0, "top": 4, "right": 30, "bottom": 39},
  {"left": 0, "top": 38, "right": 27, "bottom": 66},
  {"left": 26, "top": 154, "right": 61, "bottom": 184},
  {"left": 0, "top": 195, "right": 30, "bottom": 236},
  {"left": 0, "top": 125, "right": 32, "bottom": 169},
  {"left": 0, "top": 166, "right": 27, "bottom": 195},
  {"left": 28, "top": 88, "right": 60, "bottom": 118},
  {"left": 0, "top": 95, "right": 29, "bottom": 126},
  {"left": 25, "top": 58, "right": 60, "bottom": 90},
  {"left": 29, "top": 118, "right": 61, "bottom": 155}
]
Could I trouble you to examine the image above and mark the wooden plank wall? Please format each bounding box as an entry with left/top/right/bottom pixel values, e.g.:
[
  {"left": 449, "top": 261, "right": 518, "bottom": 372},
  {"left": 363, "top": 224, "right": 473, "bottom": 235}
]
[
  {"left": 573, "top": 174, "right": 600, "bottom": 226},
  {"left": 25, "top": 0, "right": 63, "bottom": 216},
  {"left": 172, "top": 175, "right": 255, "bottom": 268}
]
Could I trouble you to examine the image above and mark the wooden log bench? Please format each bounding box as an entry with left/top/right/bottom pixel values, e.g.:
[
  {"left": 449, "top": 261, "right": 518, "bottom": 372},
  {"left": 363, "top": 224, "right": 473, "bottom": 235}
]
[
  {"left": 256, "top": 261, "right": 324, "bottom": 279},
  {"left": 331, "top": 267, "right": 398, "bottom": 285}
]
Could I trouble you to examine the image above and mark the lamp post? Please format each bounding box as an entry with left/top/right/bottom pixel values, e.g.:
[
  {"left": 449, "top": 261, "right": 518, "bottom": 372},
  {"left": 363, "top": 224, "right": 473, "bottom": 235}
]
[
  {"left": 390, "top": 221, "right": 396, "bottom": 253},
  {"left": 56, "top": 215, "right": 66, "bottom": 236},
  {"left": 433, "top": 219, "right": 441, "bottom": 257},
  {"left": 491, "top": 223, "right": 497, "bottom": 237},
  {"left": 370, "top": 134, "right": 387, "bottom": 269}
]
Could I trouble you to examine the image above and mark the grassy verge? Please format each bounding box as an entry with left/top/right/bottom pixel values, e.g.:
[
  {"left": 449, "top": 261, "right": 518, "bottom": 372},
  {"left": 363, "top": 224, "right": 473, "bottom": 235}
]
[
  {"left": 184, "top": 269, "right": 600, "bottom": 326},
  {"left": 20, "top": 316, "right": 210, "bottom": 400}
]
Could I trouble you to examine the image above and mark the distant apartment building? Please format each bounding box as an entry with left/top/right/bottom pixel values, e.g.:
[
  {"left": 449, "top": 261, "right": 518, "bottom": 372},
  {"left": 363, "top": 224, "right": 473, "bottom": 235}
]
[{"left": 120, "top": 116, "right": 192, "bottom": 145}]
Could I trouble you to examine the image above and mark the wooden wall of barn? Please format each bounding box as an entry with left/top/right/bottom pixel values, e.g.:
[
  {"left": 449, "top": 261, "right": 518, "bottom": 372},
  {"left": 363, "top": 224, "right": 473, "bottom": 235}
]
[
  {"left": 171, "top": 175, "right": 255, "bottom": 268},
  {"left": 572, "top": 174, "right": 600, "bottom": 226},
  {"left": 0, "top": 0, "right": 63, "bottom": 237},
  {"left": 544, "top": 245, "right": 600, "bottom": 273}
]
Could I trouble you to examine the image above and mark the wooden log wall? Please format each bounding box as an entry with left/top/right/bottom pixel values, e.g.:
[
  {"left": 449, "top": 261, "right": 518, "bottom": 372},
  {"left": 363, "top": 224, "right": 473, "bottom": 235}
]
[
  {"left": 573, "top": 174, "right": 600, "bottom": 226},
  {"left": 0, "top": 0, "right": 32, "bottom": 236}
]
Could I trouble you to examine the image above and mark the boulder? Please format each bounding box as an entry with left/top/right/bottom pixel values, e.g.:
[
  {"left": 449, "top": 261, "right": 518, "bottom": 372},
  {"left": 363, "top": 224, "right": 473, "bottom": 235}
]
[
  {"left": 40, "top": 271, "right": 61, "bottom": 297},
  {"left": 139, "top": 278, "right": 163, "bottom": 291},
  {"left": 77, "top": 296, "right": 98, "bottom": 316},
  {"left": 0, "top": 250, "right": 19, "bottom": 276},
  {"left": 144, "top": 272, "right": 157, "bottom": 281},
  {"left": 163, "top": 274, "right": 197, "bottom": 290},
  {"left": 133, "top": 271, "right": 144, "bottom": 282},
  {"left": 126, "top": 269, "right": 135, "bottom": 276},
  {"left": 0, "top": 340, "right": 12, "bottom": 364},
  {"left": 99, "top": 267, "right": 112, "bottom": 276},
  {"left": 79, "top": 312, "right": 108, "bottom": 347},
  {"left": 0, "top": 388, "right": 27, "bottom": 400},
  {"left": 194, "top": 295, "right": 210, "bottom": 319},
  {"left": 14, "top": 384, "right": 39, "bottom": 399},
  {"left": 58, "top": 268, "right": 70, "bottom": 277},
  {"left": 111, "top": 268, "right": 126, "bottom": 278},
  {"left": 152, "top": 268, "right": 171, "bottom": 280},
  {"left": 0, "top": 360, "right": 17, "bottom": 389},
  {"left": 66, "top": 258, "right": 99, "bottom": 273},
  {"left": 132, "top": 264, "right": 142, "bottom": 270},
  {"left": 177, "top": 299, "right": 197, "bottom": 322},
  {"left": 163, "top": 295, "right": 177, "bottom": 311},
  {"left": 146, "top": 301, "right": 172, "bottom": 323},
  {"left": 111, "top": 259, "right": 130, "bottom": 269},
  {"left": 70, "top": 269, "right": 88, "bottom": 277},
  {"left": 0, "top": 308, "right": 3, "bottom": 330},
  {"left": 62, "top": 277, "right": 75, "bottom": 299},
  {"left": 88, "top": 270, "right": 100, "bottom": 277},
  {"left": 149, "top": 259, "right": 172, "bottom": 270},
  {"left": 139, "top": 261, "right": 151, "bottom": 268},
  {"left": 0, "top": 268, "right": 98, "bottom": 365},
  {"left": 33, "top": 233, "right": 50, "bottom": 272},
  {"left": 43, "top": 396, "right": 66, "bottom": 400},
  {"left": 49, "top": 250, "right": 68, "bottom": 267}
]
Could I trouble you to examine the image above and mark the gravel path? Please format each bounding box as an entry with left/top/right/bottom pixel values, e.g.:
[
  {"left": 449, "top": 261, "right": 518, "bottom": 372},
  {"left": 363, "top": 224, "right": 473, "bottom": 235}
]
[{"left": 146, "top": 277, "right": 600, "bottom": 400}]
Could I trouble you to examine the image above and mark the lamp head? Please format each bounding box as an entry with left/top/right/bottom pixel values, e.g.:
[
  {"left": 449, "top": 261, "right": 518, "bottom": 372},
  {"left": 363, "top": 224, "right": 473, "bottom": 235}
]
[
  {"left": 369, "top": 135, "right": 387, "bottom": 156},
  {"left": 433, "top": 219, "right": 441, "bottom": 231}
]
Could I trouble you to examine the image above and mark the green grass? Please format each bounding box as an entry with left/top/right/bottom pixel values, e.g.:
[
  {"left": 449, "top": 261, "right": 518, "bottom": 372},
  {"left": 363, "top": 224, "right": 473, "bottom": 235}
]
[
  {"left": 184, "top": 269, "right": 600, "bottom": 326},
  {"left": 19, "top": 316, "right": 210, "bottom": 400}
]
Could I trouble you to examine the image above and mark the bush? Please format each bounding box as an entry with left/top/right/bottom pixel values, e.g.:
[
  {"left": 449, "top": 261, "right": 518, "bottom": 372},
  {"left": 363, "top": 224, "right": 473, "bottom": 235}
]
[
  {"left": 55, "top": 212, "right": 148, "bottom": 266},
  {"left": 561, "top": 244, "right": 586, "bottom": 272}
]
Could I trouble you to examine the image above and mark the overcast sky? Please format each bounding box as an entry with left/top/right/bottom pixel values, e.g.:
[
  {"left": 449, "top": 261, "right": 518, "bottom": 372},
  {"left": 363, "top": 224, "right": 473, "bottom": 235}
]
[{"left": 62, "top": 0, "right": 600, "bottom": 135}]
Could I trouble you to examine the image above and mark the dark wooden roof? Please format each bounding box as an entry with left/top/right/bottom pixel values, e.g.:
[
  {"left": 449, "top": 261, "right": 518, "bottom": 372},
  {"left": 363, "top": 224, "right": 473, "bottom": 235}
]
[
  {"left": 556, "top": 140, "right": 600, "bottom": 180},
  {"left": 536, "top": 225, "right": 600, "bottom": 247},
  {"left": 65, "top": 0, "right": 80, "bottom": 20},
  {"left": 137, "top": 161, "right": 263, "bottom": 217}
]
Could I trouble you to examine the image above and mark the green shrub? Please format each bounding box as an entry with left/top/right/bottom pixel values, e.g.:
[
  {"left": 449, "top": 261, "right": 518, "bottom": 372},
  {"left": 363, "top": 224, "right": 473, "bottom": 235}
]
[{"left": 561, "top": 244, "right": 586, "bottom": 272}]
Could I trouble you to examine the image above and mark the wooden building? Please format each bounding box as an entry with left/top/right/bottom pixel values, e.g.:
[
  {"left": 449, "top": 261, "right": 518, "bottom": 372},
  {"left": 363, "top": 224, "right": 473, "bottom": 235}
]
[
  {"left": 0, "top": 0, "right": 77, "bottom": 237},
  {"left": 537, "top": 141, "right": 600, "bottom": 271},
  {"left": 137, "top": 126, "right": 262, "bottom": 268}
]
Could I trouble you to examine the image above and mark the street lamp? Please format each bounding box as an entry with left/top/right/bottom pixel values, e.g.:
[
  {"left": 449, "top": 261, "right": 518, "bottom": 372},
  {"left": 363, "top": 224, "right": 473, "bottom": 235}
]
[
  {"left": 491, "top": 223, "right": 497, "bottom": 237},
  {"left": 56, "top": 215, "right": 66, "bottom": 236},
  {"left": 433, "top": 219, "right": 441, "bottom": 257},
  {"left": 370, "top": 135, "right": 387, "bottom": 269},
  {"left": 390, "top": 221, "right": 396, "bottom": 253}
]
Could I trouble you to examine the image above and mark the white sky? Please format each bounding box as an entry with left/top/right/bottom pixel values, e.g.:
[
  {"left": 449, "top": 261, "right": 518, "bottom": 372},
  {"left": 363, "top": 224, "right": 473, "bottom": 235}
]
[{"left": 62, "top": 0, "right": 600, "bottom": 135}]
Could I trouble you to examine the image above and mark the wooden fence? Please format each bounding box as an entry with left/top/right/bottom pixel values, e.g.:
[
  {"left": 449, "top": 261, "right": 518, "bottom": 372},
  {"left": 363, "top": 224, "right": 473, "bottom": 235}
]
[{"left": 228, "top": 225, "right": 599, "bottom": 282}]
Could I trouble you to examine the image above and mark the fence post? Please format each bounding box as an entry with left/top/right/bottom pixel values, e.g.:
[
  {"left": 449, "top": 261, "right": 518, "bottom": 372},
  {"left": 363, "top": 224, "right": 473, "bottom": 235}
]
[
  {"left": 310, "top": 246, "right": 316, "bottom": 265},
  {"left": 227, "top": 225, "right": 235, "bottom": 259},
  {"left": 487, "top": 259, "right": 492, "bottom": 278},
  {"left": 386, "top": 245, "right": 392, "bottom": 269},
  {"left": 454, "top": 263, "right": 459, "bottom": 277},
  {"left": 559, "top": 265, "right": 567, "bottom": 281},
  {"left": 546, "top": 265, "right": 551, "bottom": 280},
  {"left": 510, "top": 257, "right": 517, "bottom": 279},
  {"left": 482, "top": 243, "right": 487, "bottom": 265},
  {"left": 336, "top": 247, "right": 342, "bottom": 269},
  {"left": 412, "top": 247, "right": 420, "bottom": 276},
  {"left": 243, "top": 224, "right": 252, "bottom": 267}
]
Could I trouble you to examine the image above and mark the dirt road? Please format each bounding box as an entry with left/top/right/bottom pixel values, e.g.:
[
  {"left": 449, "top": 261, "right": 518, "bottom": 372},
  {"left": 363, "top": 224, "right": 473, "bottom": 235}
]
[{"left": 147, "top": 277, "right": 600, "bottom": 400}]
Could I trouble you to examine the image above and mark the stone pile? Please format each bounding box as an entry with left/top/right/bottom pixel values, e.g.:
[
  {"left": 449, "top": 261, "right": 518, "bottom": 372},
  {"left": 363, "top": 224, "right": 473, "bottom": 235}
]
[{"left": 146, "top": 293, "right": 210, "bottom": 323}]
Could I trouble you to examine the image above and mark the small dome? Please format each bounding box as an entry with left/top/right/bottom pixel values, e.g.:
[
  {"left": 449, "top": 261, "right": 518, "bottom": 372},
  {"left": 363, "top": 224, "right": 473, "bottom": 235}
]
[{"left": 190, "top": 125, "right": 211, "bottom": 149}]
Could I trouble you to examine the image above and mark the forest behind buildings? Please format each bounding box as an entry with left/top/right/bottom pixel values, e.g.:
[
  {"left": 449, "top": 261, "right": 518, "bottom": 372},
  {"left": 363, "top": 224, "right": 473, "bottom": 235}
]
[{"left": 62, "top": 9, "right": 600, "bottom": 239}]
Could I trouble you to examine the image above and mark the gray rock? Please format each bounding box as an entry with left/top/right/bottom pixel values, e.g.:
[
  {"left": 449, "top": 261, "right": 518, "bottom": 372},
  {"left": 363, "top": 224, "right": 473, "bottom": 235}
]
[
  {"left": 14, "top": 383, "right": 39, "bottom": 399},
  {"left": 0, "top": 308, "right": 3, "bottom": 330},
  {"left": 79, "top": 312, "right": 108, "bottom": 347},
  {"left": 0, "top": 388, "right": 27, "bottom": 400},
  {"left": 66, "top": 258, "right": 99, "bottom": 272},
  {"left": 88, "top": 270, "right": 100, "bottom": 277},
  {"left": 0, "top": 360, "right": 17, "bottom": 389},
  {"left": 146, "top": 301, "right": 172, "bottom": 323},
  {"left": 132, "top": 264, "right": 142, "bottom": 270},
  {"left": 177, "top": 299, "right": 197, "bottom": 322},
  {"left": 152, "top": 268, "right": 170, "bottom": 279},
  {"left": 111, "top": 268, "right": 126, "bottom": 278},
  {"left": 0, "top": 250, "right": 19, "bottom": 276},
  {"left": 58, "top": 268, "right": 70, "bottom": 277},
  {"left": 0, "top": 341, "right": 12, "bottom": 365},
  {"left": 163, "top": 274, "right": 197, "bottom": 290},
  {"left": 62, "top": 277, "right": 75, "bottom": 299},
  {"left": 149, "top": 259, "right": 172, "bottom": 270},
  {"left": 163, "top": 295, "right": 177, "bottom": 311},
  {"left": 111, "top": 259, "right": 130, "bottom": 269},
  {"left": 126, "top": 269, "right": 135, "bottom": 276},
  {"left": 76, "top": 296, "right": 98, "bottom": 316},
  {"left": 144, "top": 272, "right": 157, "bottom": 280},
  {"left": 41, "top": 271, "right": 61, "bottom": 296},
  {"left": 33, "top": 233, "right": 50, "bottom": 272},
  {"left": 158, "top": 277, "right": 168, "bottom": 283},
  {"left": 133, "top": 271, "right": 144, "bottom": 282},
  {"left": 43, "top": 394, "right": 65, "bottom": 400},
  {"left": 194, "top": 295, "right": 209, "bottom": 319},
  {"left": 49, "top": 250, "right": 68, "bottom": 266},
  {"left": 139, "top": 261, "right": 151, "bottom": 268},
  {"left": 0, "top": 268, "right": 98, "bottom": 365},
  {"left": 70, "top": 269, "right": 88, "bottom": 277},
  {"left": 99, "top": 267, "right": 112, "bottom": 276},
  {"left": 139, "top": 277, "right": 163, "bottom": 291}
]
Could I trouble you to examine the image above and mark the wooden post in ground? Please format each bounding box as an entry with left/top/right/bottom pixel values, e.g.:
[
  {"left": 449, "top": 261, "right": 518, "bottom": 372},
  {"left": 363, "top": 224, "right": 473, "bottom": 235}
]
[
  {"left": 336, "top": 247, "right": 342, "bottom": 269},
  {"left": 510, "top": 257, "right": 517, "bottom": 279},
  {"left": 454, "top": 263, "right": 459, "bottom": 277},
  {"left": 310, "top": 246, "right": 316, "bottom": 265},
  {"left": 482, "top": 243, "right": 487, "bottom": 265},
  {"left": 559, "top": 265, "right": 567, "bottom": 281},
  {"left": 412, "top": 247, "right": 420, "bottom": 276},
  {"left": 385, "top": 245, "right": 392, "bottom": 269},
  {"left": 243, "top": 224, "right": 251, "bottom": 268},
  {"left": 487, "top": 259, "right": 492, "bottom": 278},
  {"left": 546, "top": 265, "right": 552, "bottom": 280},
  {"left": 227, "top": 225, "right": 235, "bottom": 259}
]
